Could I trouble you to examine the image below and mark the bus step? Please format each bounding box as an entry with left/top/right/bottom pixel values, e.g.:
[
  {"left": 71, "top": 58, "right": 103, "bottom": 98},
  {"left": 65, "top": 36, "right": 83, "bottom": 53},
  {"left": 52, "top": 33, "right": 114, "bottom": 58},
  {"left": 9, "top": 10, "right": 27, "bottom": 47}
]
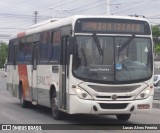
[{"left": 32, "top": 101, "right": 37, "bottom": 105}]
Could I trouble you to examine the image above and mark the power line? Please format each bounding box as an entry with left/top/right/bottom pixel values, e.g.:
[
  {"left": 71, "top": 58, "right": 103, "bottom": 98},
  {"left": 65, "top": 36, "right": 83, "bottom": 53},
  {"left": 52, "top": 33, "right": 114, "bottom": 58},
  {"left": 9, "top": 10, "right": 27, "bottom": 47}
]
[
  {"left": 112, "top": 0, "right": 160, "bottom": 14},
  {"left": 149, "top": 22, "right": 160, "bottom": 25},
  {"left": 0, "top": 28, "right": 27, "bottom": 30},
  {"left": 67, "top": 1, "right": 105, "bottom": 12},
  {"left": 110, "top": 0, "right": 146, "bottom": 13},
  {"left": 147, "top": 17, "right": 160, "bottom": 19},
  {"left": 68, "top": 2, "right": 107, "bottom": 15},
  {"left": 0, "top": 0, "right": 160, "bottom": 38}
]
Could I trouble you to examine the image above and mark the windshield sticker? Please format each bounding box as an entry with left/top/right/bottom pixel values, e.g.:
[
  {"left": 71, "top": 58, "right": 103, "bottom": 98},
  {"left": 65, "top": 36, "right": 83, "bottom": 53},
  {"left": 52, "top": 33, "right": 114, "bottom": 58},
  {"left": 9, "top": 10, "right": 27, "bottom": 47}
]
[
  {"left": 144, "top": 47, "right": 148, "bottom": 52},
  {"left": 89, "top": 65, "right": 114, "bottom": 73},
  {"left": 116, "top": 63, "right": 122, "bottom": 70}
]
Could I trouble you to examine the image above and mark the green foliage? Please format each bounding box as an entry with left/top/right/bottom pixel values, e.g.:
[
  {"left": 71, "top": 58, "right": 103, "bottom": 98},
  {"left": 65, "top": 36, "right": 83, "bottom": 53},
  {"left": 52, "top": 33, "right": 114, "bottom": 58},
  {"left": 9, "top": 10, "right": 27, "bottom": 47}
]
[
  {"left": 0, "top": 42, "right": 8, "bottom": 68},
  {"left": 152, "top": 26, "right": 160, "bottom": 54},
  {"left": 154, "top": 43, "right": 160, "bottom": 53},
  {"left": 152, "top": 25, "right": 160, "bottom": 38}
]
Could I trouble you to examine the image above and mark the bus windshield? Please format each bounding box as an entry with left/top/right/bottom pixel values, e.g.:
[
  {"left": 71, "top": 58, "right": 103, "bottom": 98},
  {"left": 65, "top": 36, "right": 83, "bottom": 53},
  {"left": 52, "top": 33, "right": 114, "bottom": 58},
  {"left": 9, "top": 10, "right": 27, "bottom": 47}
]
[{"left": 73, "top": 35, "right": 152, "bottom": 83}]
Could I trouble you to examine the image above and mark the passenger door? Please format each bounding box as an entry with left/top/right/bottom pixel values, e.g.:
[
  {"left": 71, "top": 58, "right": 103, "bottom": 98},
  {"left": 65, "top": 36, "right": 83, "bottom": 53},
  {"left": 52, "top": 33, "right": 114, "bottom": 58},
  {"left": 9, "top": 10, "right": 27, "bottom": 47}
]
[
  {"left": 31, "top": 43, "right": 38, "bottom": 103},
  {"left": 59, "top": 36, "right": 69, "bottom": 110}
]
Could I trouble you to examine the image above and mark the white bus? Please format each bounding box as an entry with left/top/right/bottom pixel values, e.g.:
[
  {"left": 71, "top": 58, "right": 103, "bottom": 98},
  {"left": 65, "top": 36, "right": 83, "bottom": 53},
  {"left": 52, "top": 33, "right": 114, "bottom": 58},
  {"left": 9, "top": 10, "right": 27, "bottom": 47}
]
[{"left": 7, "top": 15, "right": 154, "bottom": 121}]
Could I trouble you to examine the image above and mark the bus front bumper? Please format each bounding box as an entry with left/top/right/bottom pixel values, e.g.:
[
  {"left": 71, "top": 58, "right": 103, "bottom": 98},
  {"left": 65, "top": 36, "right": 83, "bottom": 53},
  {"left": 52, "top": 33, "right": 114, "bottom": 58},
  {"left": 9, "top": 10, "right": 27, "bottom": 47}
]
[{"left": 69, "top": 95, "right": 153, "bottom": 115}]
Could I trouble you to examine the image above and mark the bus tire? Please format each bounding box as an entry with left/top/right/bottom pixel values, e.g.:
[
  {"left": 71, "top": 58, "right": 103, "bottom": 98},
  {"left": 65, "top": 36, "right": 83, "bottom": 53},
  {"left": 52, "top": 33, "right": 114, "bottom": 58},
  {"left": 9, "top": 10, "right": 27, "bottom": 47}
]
[
  {"left": 51, "top": 91, "right": 64, "bottom": 120},
  {"left": 116, "top": 114, "right": 131, "bottom": 121},
  {"left": 19, "top": 84, "right": 28, "bottom": 108}
]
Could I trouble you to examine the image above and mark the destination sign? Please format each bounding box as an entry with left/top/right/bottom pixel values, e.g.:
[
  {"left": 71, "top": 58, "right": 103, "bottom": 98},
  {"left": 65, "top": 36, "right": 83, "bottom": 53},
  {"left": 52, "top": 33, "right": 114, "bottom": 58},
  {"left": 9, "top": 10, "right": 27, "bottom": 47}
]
[
  {"left": 82, "top": 22, "right": 144, "bottom": 33},
  {"left": 75, "top": 18, "right": 151, "bottom": 35}
]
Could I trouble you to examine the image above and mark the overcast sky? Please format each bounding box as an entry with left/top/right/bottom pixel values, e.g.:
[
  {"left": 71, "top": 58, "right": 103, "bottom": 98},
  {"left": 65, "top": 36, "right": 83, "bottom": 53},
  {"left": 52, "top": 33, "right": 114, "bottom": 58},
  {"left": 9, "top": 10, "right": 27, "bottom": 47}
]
[{"left": 0, "top": 0, "right": 160, "bottom": 42}]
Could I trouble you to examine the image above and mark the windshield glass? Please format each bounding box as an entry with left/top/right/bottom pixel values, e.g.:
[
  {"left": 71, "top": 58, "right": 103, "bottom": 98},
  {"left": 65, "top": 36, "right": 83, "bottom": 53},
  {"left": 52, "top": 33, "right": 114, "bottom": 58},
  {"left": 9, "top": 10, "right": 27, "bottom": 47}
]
[{"left": 73, "top": 36, "right": 152, "bottom": 83}]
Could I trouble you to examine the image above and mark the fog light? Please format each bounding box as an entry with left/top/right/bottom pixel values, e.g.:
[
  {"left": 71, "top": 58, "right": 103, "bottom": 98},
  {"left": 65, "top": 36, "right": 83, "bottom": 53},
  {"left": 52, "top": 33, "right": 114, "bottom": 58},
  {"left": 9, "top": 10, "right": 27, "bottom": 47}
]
[
  {"left": 93, "top": 105, "right": 98, "bottom": 111},
  {"left": 137, "top": 104, "right": 150, "bottom": 109},
  {"left": 130, "top": 106, "right": 135, "bottom": 112}
]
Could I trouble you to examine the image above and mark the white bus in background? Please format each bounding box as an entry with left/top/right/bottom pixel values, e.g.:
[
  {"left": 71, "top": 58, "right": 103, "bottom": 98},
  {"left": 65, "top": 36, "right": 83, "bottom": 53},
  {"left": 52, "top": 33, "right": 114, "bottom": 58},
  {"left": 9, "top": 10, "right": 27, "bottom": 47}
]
[{"left": 7, "top": 15, "right": 154, "bottom": 121}]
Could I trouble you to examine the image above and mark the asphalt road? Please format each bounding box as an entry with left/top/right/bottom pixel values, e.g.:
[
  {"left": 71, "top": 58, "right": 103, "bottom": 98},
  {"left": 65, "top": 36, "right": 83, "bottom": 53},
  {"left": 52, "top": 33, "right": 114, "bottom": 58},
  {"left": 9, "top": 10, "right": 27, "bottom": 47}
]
[{"left": 0, "top": 70, "right": 160, "bottom": 133}]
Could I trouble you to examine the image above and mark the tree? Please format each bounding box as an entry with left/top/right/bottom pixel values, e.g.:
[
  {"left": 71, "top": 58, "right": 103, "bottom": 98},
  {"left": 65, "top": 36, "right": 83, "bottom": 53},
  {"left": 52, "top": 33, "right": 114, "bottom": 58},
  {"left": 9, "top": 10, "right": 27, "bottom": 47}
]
[
  {"left": 152, "top": 26, "right": 160, "bottom": 54},
  {"left": 0, "top": 42, "right": 8, "bottom": 68},
  {"left": 152, "top": 26, "right": 160, "bottom": 43}
]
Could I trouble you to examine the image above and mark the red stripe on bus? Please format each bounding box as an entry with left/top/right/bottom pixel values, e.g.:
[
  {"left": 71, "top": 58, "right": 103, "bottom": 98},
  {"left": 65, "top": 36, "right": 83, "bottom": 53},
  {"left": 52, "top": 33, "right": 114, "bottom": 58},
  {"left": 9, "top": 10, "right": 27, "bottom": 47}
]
[
  {"left": 17, "top": 32, "right": 25, "bottom": 38},
  {"left": 18, "top": 65, "right": 30, "bottom": 100}
]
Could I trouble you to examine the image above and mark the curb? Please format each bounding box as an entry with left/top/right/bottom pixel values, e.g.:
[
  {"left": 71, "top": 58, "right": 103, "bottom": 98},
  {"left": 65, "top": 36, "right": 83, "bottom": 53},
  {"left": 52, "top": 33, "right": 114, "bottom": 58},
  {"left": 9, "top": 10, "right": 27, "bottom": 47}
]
[{"left": 153, "top": 100, "right": 160, "bottom": 109}]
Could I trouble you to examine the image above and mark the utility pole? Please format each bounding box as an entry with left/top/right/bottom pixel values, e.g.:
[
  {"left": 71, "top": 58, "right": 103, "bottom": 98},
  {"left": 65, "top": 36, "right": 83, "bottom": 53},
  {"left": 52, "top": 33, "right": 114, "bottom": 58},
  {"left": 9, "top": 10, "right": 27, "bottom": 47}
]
[
  {"left": 107, "top": 0, "right": 110, "bottom": 15},
  {"left": 57, "top": 0, "right": 60, "bottom": 11},
  {"left": 34, "top": 11, "right": 38, "bottom": 24}
]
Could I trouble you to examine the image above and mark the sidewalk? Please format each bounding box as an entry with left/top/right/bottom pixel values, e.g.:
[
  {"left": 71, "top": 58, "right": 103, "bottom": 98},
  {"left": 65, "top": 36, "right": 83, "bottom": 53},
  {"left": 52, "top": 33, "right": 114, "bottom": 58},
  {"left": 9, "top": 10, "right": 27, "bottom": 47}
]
[{"left": 153, "top": 100, "right": 160, "bottom": 109}]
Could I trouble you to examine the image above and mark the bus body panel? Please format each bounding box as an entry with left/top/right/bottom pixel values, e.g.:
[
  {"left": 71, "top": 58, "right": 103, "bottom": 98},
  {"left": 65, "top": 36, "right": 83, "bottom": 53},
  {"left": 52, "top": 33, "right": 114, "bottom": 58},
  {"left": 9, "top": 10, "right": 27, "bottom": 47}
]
[
  {"left": 68, "top": 71, "right": 154, "bottom": 114},
  {"left": 36, "top": 65, "right": 59, "bottom": 107},
  {"left": 69, "top": 95, "right": 153, "bottom": 114}
]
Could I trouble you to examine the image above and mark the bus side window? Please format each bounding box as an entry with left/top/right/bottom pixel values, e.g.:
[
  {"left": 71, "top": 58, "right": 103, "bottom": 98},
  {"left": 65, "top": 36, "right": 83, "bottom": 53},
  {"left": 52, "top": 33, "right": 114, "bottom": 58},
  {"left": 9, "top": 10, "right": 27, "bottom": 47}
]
[
  {"left": 24, "top": 36, "right": 32, "bottom": 63},
  {"left": 40, "top": 31, "right": 50, "bottom": 62},
  {"left": 18, "top": 45, "right": 25, "bottom": 63},
  {"left": 49, "top": 30, "right": 61, "bottom": 62},
  {"left": 13, "top": 39, "right": 18, "bottom": 65},
  {"left": 17, "top": 38, "right": 26, "bottom": 63},
  {"left": 8, "top": 40, "right": 14, "bottom": 64}
]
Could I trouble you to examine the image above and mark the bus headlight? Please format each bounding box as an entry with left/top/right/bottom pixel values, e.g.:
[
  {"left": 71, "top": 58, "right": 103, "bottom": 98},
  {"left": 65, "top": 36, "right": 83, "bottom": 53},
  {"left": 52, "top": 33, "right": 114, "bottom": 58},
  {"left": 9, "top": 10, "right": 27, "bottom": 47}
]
[
  {"left": 135, "top": 88, "right": 152, "bottom": 100},
  {"left": 72, "top": 86, "right": 93, "bottom": 100}
]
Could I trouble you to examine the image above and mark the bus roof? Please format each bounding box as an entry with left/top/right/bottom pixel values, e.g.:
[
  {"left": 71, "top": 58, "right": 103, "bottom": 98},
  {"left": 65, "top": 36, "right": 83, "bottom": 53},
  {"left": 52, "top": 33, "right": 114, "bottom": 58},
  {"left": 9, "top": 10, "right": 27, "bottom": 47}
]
[{"left": 10, "top": 15, "right": 150, "bottom": 40}]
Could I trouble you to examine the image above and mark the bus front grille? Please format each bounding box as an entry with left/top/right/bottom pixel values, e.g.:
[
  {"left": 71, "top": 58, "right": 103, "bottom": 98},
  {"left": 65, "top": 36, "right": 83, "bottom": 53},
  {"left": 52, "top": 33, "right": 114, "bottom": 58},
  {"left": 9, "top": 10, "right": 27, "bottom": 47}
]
[
  {"left": 96, "top": 96, "right": 132, "bottom": 99},
  {"left": 89, "top": 85, "right": 140, "bottom": 93},
  {"left": 99, "top": 103, "right": 128, "bottom": 109}
]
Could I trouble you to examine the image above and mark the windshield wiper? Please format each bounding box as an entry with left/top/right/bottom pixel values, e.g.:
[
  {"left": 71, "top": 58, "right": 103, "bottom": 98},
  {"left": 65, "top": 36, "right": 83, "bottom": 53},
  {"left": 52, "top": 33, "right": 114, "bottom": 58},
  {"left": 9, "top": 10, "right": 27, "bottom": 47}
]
[
  {"left": 119, "top": 34, "right": 135, "bottom": 52},
  {"left": 93, "top": 34, "right": 103, "bottom": 56},
  {"left": 117, "top": 35, "right": 135, "bottom": 61}
]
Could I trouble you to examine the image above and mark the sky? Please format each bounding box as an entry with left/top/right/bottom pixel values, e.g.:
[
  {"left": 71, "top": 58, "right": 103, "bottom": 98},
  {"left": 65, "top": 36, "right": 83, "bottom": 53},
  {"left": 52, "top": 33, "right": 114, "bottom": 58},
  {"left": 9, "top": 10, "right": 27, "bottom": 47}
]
[{"left": 0, "top": 0, "right": 160, "bottom": 43}]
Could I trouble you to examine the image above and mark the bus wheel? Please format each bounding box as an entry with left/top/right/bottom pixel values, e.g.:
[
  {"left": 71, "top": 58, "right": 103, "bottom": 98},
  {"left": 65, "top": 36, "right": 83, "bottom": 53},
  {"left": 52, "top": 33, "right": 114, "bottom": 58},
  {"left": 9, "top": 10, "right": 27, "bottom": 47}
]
[
  {"left": 19, "top": 84, "right": 28, "bottom": 108},
  {"left": 116, "top": 114, "right": 131, "bottom": 121},
  {"left": 51, "top": 92, "right": 64, "bottom": 120}
]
